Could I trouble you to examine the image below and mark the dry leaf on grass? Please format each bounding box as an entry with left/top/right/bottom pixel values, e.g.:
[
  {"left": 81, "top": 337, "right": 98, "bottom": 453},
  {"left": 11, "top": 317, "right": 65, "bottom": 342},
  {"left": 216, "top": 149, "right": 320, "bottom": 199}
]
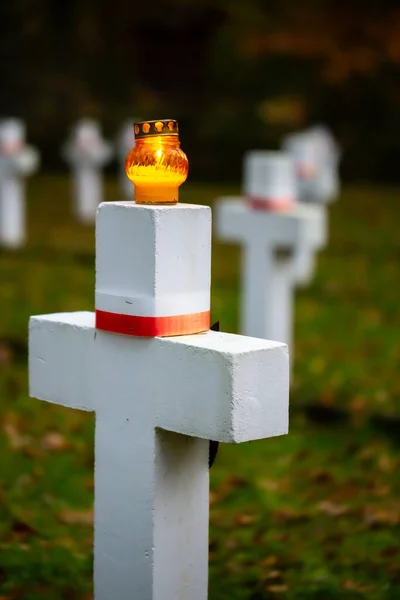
[
  {"left": 274, "top": 507, "right": 310, "bottom": 523},
  {"left": 209, "top": 490, "right": 218, "bottom": 506},
  {"left": 210, "top": 476, "right": 248, "bottom": 504},
  {"left": 0, "top": 341, "right": 13, "bottom": 366},
  {"left": 41, "top": 431, "right": 69, "bottom": 451},
  {"left": 3, "top": 422, "right": 30, "bottom": 450},
  {"left": 58, "top": 507, "right": 94, "bottom": 526},
  {"left": 259, "top": 479, "right": 279, "bottom": 491},
  {"left": 265, "top": 570, "right": 282, "bottom": 580},
  {"left": 265, "top": 584, "right": 288, "bottom": 593},
  {"left": 317, "top": 500, "right": 348, "bottom": 516},
  {"left": 234, "top": 513, "right": 255, "bottom": 526},
  {"left": 224, "top": 538, "right": 238, "bottom": 549},
  {"left": 364, "top": 504, "right": 400, "bottom": 526},
  {"left": 260, "top": 555, "right": 279, "bottom": 568}
]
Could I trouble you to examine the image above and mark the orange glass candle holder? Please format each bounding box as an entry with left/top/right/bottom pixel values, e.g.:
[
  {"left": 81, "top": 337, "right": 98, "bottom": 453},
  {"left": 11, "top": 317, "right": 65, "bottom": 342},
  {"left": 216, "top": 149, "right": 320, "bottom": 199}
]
[{"left": 125, "top": 119, "right": 189, "bottom": 204}]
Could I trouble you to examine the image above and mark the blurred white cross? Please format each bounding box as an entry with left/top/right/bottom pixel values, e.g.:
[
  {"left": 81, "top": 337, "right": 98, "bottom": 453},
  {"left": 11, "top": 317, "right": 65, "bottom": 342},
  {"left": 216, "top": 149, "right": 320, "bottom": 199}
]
[
  {"left": 216, "top": 151, "right": 326, "bottom": 348},
  {"left": 0, "top": 118, "right": 39, "bottom": 248},
  {"left": 63, "top": 119, "right": 113, "bottom": 224}
]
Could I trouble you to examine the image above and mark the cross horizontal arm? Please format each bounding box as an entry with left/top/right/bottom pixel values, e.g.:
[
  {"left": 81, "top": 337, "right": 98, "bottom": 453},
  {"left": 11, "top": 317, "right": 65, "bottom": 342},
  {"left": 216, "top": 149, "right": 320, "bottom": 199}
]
[
  {"left": 29, "top": 312, "right": 96, "bottom": 412},
  {"left": 30, "top": 311, "right": 289, "bottom": 442},
  {"left": 155, "top": 331, "right": 289, "bottom": 443},
  {"left": 216, "top": 197, "right": 324, "bottom": 249},
  {"left": 94, "top": 314, "right": 289, "bottom": 443}
]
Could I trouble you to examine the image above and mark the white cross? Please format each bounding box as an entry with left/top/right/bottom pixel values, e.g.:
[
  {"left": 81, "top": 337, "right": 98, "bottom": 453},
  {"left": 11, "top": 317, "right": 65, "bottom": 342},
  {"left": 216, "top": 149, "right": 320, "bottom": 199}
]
[
  {"left": 29, "top": 201, "right": 289, "bottom": 600},
  {"left": 282, "top": 127, "right": 341, "bottom": 204},
  {"left": 0, "top": 119, "right": 39, "bottom": 249},
  {"left": 62, "top": 119, "right": 113, "bottom": 224},
  {"left": 215, "top": 151, "right": 326, "bottom": 346}
]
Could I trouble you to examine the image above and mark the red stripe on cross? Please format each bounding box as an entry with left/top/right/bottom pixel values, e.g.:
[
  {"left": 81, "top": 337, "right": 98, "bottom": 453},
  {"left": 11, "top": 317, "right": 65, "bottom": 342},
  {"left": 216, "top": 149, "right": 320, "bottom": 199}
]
[{"left": 95, "top": 309, "right": 211, "bottom": 338}]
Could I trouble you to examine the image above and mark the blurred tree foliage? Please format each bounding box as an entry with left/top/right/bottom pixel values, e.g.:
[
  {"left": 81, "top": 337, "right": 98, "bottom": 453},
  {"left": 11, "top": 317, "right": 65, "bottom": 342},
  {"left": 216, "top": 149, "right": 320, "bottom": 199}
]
[{"left": 1, "top": 0, "right": 400, "bottom": 180}]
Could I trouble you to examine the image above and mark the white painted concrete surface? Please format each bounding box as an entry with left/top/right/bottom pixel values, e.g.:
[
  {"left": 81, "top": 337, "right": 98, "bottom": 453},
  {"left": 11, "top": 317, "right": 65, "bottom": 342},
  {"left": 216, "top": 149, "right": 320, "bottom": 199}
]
[{"left": 95, "top": 202, "right": 211, "bottom": 317}]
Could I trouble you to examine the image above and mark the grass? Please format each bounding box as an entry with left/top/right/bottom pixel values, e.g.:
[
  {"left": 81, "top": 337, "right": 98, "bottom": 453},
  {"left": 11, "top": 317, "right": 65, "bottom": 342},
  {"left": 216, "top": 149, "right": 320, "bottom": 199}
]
[{"left": 0, "top": 175, "right": 400, "bottom": 599}]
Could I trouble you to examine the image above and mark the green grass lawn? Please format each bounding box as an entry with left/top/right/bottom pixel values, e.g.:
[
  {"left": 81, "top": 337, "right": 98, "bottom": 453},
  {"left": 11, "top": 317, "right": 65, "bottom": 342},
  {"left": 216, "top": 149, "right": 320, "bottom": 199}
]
[{"left": 1, "top": 176, "right": 399, "bottom": 599}]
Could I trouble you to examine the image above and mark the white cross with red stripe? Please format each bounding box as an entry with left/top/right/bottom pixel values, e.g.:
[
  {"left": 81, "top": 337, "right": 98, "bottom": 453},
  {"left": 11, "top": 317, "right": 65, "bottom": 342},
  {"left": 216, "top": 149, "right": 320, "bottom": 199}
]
[{"left": 29, "top": 200, "right": 289, "bottom": 600}]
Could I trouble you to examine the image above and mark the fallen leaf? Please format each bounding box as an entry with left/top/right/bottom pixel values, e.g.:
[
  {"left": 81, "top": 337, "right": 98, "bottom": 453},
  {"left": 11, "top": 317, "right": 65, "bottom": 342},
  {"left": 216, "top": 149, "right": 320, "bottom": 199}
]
[
  {"left": 265, "top": 570, "right": 282, "bottom": 580},
  {"left": 328, "top": 484, "right": 361, "bottom": 503},
  {"left": 17, "top": 543, "right": 30, "bottom": 551},
  {"left": 211, "top": 476, "right": 248, "bottom": 504},
  {"left": 85, "top": 478, "right": 95, "bottom": 491},
  {"left": 223, "top": 476, "right": 248, "bottom": 490},
  {"left": 41, "top": 431, "right": 69, "bottom": 451},
  {"left": 274, "top": 508, "right": 309, "bottom": 523},
  {"left": 317, "top": 500, "right": 348, "bottom": 516},
  {"left": 261, "top": 555, "right": 278, "bottom": 568},
  {"left": 234, "top": 513, "right": 255, "bottom": 526},
  {"left": 3, "top": 422, "right": 30, "bottom": 450},
  {"left": 372, "top": 484, "right": 391, "bottom": 497},
  {"left": 0, "top": 341, "right": 13, "bottom": 366},
  {"left": 266, "top": 584, "right": 288, "bottom": 593},
  {"left": 58, "top": 507, "right": 94, "bottom": 525},
  {"left": 349, "top": 395, "right": 367, "bottom": 414},
  {"left": 259, "top": 479, "right": 279, "bottom": 491},
  {"left": 364, "top": 505, "right": 400, "bottom": 526},
  {"left": 209, "top": 490, "right": 218, "bottom": 506}
]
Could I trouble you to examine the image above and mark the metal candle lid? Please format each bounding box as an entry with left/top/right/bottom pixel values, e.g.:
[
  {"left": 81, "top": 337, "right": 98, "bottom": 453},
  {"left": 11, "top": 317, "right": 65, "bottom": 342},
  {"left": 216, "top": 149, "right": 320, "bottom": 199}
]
[{"left": 134, "top": 120, "right": 179, "bottom": 139}]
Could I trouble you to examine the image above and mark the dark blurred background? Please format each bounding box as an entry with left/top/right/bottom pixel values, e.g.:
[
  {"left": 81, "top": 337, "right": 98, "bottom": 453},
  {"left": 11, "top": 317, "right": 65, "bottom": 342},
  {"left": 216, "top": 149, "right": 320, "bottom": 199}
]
[{"left": 1, "top": 0, "right": 400, "bottom": 181}]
